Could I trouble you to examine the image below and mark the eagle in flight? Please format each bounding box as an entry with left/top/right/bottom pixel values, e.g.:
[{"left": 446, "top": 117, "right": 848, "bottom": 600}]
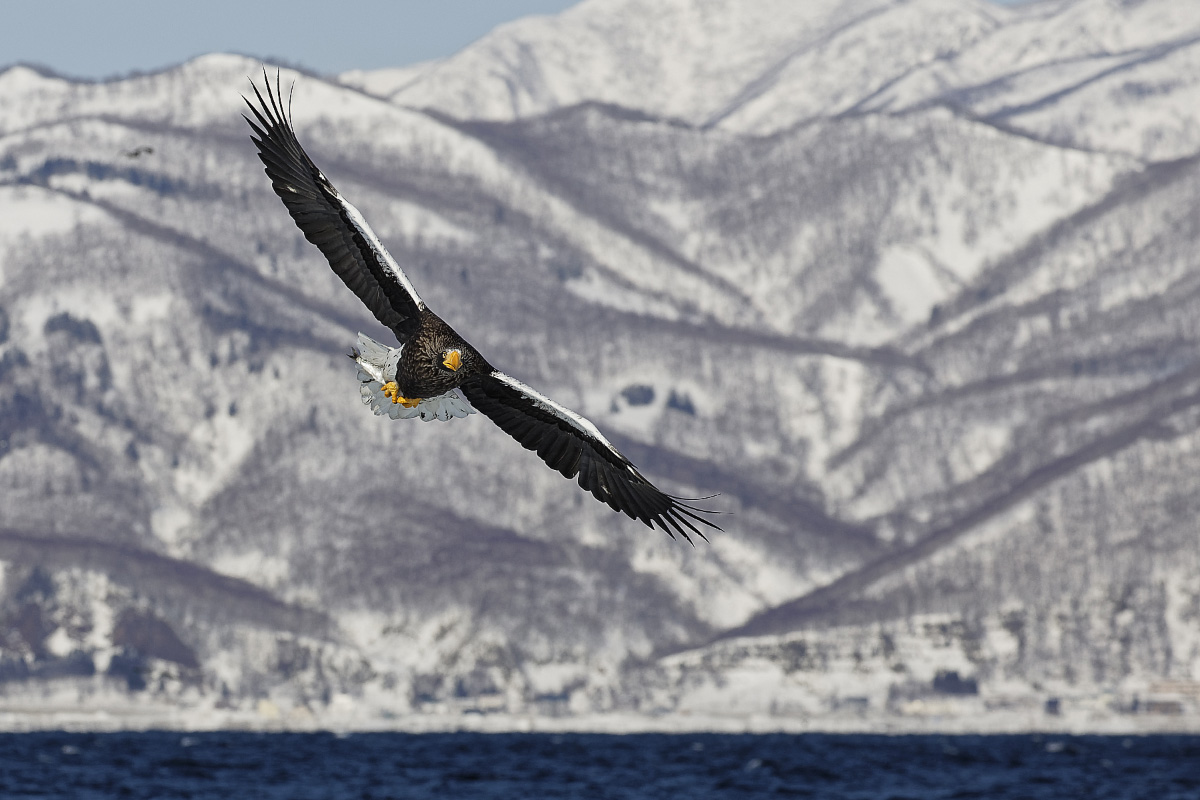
[{"left": 244, "top": 76, "right": 718, "bottom": 542}]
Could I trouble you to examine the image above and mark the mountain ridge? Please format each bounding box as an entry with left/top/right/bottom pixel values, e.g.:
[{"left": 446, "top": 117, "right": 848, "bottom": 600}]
[{"left": 1, "top": 0, "right": 1199, "bottom": 730}]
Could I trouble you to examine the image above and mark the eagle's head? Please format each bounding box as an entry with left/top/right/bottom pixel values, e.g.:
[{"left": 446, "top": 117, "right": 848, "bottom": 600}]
[
  {"left": 433, "top": 342, "right": 484, "bottom": 382},
  {"left": 419, "top": 314, "right": 487, "bottom": 390},
  {"left": 441, "top": 348, "right": 463, "bottom": 373}
]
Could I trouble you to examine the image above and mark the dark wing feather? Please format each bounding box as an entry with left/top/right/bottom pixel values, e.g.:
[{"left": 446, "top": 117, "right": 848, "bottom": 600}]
[
  {"left": 461, "top": 371, "right": 720, "bottom": 542},
  {"left": 244, "top": 73, "right": 424, "bottom": 342}
]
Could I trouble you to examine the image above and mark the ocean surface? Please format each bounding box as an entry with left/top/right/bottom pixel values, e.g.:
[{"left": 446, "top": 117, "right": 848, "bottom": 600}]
[{"left": 3, "top": 731, "right": 1199, "bottom": 799}]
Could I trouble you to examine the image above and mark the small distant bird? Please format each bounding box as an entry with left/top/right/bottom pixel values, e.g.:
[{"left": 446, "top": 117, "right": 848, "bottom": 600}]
[
  {"left": 244, "top": 75, "right": 718, "bottom": 542},
  {"left": 123, "top": 146, "right": 154, "bottom": 158}
]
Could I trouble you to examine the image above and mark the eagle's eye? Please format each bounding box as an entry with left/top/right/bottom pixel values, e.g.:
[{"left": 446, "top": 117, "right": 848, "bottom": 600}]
[{"left": 442, "top": 350, "right": 462, "bottom": 372}]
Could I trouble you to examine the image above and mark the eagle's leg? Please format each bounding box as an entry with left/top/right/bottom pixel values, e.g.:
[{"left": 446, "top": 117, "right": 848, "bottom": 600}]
[{"left": 380, "top": 381, "right": 422, "bottom": 408}]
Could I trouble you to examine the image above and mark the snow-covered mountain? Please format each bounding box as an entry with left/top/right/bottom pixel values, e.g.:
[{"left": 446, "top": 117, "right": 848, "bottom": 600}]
[{"left": 2, "top": 0, "right": 1200, "bottom": 731}]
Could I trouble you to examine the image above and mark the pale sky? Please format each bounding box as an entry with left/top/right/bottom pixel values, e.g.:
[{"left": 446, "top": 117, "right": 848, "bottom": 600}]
[
  {"left": 4, "top": 0, "right": 1031, "bottom": 81},
  {"left": 1, "top": 1, "right": 580, "bottom": 80}
]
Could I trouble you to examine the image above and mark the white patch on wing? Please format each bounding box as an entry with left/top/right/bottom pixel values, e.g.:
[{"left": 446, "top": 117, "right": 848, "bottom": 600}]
[
  {"left": 352, "top": 333, "right": 474, "bottom": 422},
  {"left": 489, "top": 371, "right": 628, "bottom": 466},
  {"left": 333, "top": 188, "right": 425, "bottom": 312}
]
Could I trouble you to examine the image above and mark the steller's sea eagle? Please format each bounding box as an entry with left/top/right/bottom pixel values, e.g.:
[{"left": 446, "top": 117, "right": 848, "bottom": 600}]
[{"left": 244, "top": 75, "right": 719, "bottom": 543}]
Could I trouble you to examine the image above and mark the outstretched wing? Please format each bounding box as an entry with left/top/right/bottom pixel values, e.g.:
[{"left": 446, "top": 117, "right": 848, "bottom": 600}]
[
  {"left": 460, "top": 371, "right": 720, "bottom": 542},
  {"left": 244, "top": 73, "right": 424, "bottom": 342}
]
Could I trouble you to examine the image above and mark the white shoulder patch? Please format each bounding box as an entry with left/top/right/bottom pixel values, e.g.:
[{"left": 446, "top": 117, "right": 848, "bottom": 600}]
[
  {"left": 490, "top": 371, "right": 624, "bottom": 461},
  {"left": 335, "top": 191, "right": 425, "bottom": 311},
  {"left": 352, "top": 333, "right": 474, "bottom": 422}
]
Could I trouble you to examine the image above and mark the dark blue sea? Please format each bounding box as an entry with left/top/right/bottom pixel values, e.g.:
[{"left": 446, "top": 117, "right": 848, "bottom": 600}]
[{"left": 3, "top": 731, "right": 1199, "bottom": 799}]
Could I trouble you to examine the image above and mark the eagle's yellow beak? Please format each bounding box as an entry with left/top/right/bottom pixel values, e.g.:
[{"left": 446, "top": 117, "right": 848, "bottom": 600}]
[{"left": 443, "top": 350, "right": 462, "bottom": 372}]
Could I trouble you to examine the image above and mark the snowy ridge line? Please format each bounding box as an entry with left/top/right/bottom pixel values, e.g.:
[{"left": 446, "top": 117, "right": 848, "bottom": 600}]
[
  {"left": 900, "top": 155, "right": 1196, "bottom": 353},
  {"left": 629, "top": 311, "right": 930, "bottom": 371},
  {"left": 882, "top": 34, "right": 1200, "bottom": 130},
  {"left": 707, "top": 386, "right": 1200, "bottom": 646},
  {"left": 0, "top": 529, "right": 336, "bottom": 637},
  {"left": 826, "top": 341, "right": 1198, "bottom": 471},
  {"left": 980, "top": 33, "right": 1200, "bottom": 123},
  {"left": 423, "top": 99, "right": 700, "bottom": 134},
  {"left": 432, "top": 111, "right": 757, "bottom": 310},
  {"left": 28, "top": 183, "right": 374, "bottom": 345},
  {"left": 0, "top": 112, "right": 252, "bottom": 146},
  {"left": 701, "top": 1, "right": 911, "bottom": 130},
  {"left": 884, "top": 100, "right": 1123, "bottom": 157}
]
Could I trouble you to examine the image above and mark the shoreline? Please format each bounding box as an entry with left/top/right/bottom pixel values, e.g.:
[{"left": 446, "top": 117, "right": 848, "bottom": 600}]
[{"left": 2, "top": 706, "right": 1197, "bottom": 736}]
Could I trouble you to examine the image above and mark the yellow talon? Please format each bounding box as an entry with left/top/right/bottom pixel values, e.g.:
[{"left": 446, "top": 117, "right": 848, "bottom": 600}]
[{"left": 380, "top": 381, "right": 421, "bottom": 408}]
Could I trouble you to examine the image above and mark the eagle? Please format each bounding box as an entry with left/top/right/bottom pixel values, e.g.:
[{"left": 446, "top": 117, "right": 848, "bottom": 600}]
[{"left": 244, "top": 75, "right": 719, "bottom": 543}]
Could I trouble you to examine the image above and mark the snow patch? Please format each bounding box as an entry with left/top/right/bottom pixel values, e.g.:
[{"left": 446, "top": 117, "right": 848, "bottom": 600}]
[
  {"left": 0, "top": 186, "right": 109, "bottom": 241},
  {"left": 876, "top": 245, "right": 946, "bottom": 326}
]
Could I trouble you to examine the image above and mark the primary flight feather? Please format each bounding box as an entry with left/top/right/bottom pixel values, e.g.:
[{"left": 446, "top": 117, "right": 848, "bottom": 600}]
[{"left": 244, "top": 74, "right": 718, "bottom": 542}]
